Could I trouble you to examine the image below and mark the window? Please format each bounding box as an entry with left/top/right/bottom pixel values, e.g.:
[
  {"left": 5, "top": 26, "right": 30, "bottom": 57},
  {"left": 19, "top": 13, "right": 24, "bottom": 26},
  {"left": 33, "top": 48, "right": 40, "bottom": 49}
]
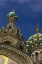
[
  {"left": 19, "top": 45, "right": 23, "bottom": 51},
  {"left": 35, "top": 52, "right": 39, "bottom": 61}
]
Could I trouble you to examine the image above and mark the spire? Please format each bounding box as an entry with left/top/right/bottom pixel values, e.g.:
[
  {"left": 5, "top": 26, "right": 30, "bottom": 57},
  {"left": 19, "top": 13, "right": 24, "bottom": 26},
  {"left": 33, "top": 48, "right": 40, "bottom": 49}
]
[
  {"left": 12, "top": 9, "right": 14, "bottom": 12},
  {"left": 12, "top": 7, "right": 15, "bottom": 12},
  {"left": 36, "top": 22, "right": 40, "bottom": 33}
]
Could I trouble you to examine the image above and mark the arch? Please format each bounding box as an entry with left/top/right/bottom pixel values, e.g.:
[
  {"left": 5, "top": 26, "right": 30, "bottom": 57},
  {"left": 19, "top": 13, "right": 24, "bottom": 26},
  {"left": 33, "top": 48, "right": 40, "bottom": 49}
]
[
  {"left": 19, "top": 45, "right": 24, "bottom": 51},
  {"left": 0, "top": 43, "right": 33, "bottom": 64},
  {"left": 0, "top": 36, "right": 18, "bottom": 46},
  {"left": 0, "top": 55, "right": 19, "bottom": 64},
  {"left": 31, "top": 45, "right": 42, "bottom": 55},
  {"left": 31, "top": 46, "right": 42, "bottom": 63}
]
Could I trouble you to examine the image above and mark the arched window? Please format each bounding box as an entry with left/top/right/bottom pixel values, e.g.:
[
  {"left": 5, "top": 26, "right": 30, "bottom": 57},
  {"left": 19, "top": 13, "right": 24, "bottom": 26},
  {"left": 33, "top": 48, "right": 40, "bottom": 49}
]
[
  {"left": 35, "top": 52, "right": 39, "bottom": 61},
  {"left": 19, "top": 45, "right": 23, "bottom": 51}
]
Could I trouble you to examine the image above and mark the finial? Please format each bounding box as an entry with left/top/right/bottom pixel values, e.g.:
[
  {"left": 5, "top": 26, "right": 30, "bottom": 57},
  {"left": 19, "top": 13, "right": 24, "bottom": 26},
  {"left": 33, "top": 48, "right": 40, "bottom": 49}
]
[
  {"left": 12, "top": 9, "right": 14, "bottom": 12},
  {"left": 36, "top": 21, "right": 40, "bottom": 33},
  {"left": 12, "top": 7, "right": 15, "bottom": 12}
]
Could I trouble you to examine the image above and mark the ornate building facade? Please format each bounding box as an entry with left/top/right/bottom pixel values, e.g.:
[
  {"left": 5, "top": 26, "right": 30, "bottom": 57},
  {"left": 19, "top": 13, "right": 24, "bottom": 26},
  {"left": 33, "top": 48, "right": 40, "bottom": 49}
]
[
  {"left": 0, "top": 9, "right": 42, "bottom": 64},
  {"left": 26, "top": 22, "right": 42, "bottom": 64}
]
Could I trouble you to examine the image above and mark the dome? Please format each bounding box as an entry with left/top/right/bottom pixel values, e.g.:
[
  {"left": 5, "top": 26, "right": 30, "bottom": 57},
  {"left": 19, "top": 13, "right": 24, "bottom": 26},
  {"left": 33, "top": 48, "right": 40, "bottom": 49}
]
[
  {"left": 26, "top": 22, "right": 42, "bottom": 49},
  {"left": 27, "top": 33, "right": 42, "bottom": 46},
  {"left": 7, "top": 10, "right": 18, "bottom": 19}
]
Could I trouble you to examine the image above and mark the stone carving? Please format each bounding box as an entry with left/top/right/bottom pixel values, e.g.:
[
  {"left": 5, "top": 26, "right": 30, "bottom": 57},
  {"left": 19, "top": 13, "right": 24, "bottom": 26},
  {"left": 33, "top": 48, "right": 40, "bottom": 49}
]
[
  {"left": 0, "top": 10, "right": 33, "bottom": 64},
  {"left": 0, "top": 44, "right": 33, "bottom": 64}
]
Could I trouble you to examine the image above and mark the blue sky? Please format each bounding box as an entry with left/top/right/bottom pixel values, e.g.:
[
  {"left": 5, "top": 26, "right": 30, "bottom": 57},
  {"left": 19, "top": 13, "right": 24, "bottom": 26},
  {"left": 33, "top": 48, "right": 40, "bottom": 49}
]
[{"left": 0, "top": 0, "right": 42, "bottom": 40}]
